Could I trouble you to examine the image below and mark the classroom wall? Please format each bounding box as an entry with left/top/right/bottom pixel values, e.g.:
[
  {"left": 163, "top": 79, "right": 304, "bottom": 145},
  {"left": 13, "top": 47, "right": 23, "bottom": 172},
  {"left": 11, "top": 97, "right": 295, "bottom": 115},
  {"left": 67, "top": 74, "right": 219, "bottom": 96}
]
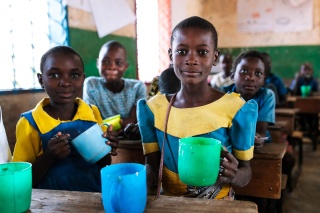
[{"left": 172, "top": 0, "right": 320, "bottom": 82}]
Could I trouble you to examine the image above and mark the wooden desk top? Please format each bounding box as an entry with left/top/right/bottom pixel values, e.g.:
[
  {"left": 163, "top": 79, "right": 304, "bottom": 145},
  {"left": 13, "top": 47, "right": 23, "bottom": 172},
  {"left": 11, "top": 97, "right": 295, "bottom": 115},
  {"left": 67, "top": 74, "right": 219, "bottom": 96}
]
[
  {"left": 275, "top": 108, "right": 300, "bottom": 115},
  {"left": 28, "top": 189, "right": 258, "bottom": 213},
  {"left": 253, "top": 142, "right": 286, "bottom": 160}
]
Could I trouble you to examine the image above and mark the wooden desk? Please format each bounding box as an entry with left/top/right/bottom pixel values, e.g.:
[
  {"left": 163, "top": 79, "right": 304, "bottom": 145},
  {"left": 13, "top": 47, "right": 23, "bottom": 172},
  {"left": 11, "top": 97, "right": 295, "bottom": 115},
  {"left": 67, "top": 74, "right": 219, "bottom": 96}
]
[
  {"left": 112, "top": 139, "right": 145, "bottom": 164},
  {"left": 28, "top": 189, "right": 258, "bottom": 213},
  {"left": 275, "top": 108, "right": 300, "bottom": 135},
  {"left": 233, "top": 142, "right": 286, "bottom": 199}
]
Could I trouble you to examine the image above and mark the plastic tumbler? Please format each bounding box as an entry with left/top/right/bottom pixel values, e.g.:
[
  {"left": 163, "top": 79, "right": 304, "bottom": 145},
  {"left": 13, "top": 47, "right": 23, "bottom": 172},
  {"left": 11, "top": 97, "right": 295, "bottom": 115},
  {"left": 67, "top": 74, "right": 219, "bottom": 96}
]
[
  {"left": 178, "top": 137, "right": 222, "bottom": 186},
  {"left": 0, "top": 162, "right": 32, "bottom": 213}
]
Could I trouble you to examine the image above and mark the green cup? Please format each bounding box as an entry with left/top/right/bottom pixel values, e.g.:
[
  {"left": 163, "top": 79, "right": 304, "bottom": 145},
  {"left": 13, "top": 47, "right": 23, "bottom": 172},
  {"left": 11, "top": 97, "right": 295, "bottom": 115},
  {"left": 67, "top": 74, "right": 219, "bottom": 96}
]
[
  {"left": 300, "top": 85, "right": 311, "bottom": 97},
  {"left": 0, "top": 162, "right": 32, "bottom": 213},
  {"left": 103, "top": 114, "right": 121, "bottom": 131},
  {"left": 178, "top": 137, "right": 222, "bottom": 186}
]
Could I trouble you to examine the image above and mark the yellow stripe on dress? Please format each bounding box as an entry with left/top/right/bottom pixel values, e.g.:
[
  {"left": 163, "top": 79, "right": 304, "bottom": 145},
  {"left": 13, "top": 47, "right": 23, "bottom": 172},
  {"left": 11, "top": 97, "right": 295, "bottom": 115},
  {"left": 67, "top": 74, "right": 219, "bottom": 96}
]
[
  {"left": 142, "top": 142, "right": 160, "bottom": 155},
  {"left": 147, "top": 93, "right": 245, "bottom": 139},
  {"left": 233, "top": 146, "right": 254, "bottom": 161}
]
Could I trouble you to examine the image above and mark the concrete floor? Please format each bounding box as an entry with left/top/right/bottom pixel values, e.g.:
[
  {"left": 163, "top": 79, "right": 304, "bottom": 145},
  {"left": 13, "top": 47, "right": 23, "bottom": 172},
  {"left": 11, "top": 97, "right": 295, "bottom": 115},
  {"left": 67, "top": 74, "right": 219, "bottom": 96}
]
[{"left": 282, "top": 140, "right": 320, "bottom": 213}]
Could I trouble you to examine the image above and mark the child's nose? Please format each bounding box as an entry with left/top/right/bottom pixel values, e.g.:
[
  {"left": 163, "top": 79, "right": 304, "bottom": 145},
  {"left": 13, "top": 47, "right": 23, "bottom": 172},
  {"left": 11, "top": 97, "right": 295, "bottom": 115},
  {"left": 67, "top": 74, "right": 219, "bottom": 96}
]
[
  {"left": 107, "top": 61, "right": 116, "bottom": 70},
  {"left": 185, "top": 53, "right": 198, "bottom": 65},
  {"left": 59, "top": 77, "right": 71, "bottom": 86},
  {"left": 245, "top": 72, "right": 255, "bottom": 81}
]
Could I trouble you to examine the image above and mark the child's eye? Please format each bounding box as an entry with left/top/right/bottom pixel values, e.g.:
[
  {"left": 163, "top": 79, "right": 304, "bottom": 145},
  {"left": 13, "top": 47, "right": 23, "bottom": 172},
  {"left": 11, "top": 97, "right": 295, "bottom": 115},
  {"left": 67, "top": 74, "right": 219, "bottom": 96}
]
[
  {"left": 198, "top": 50, "right": 209, "bottom": 55},
  {"left": 239, "top": 69, "right": 248, "bottom": 74},
  {"left": 49, "top": 73, "right": 59, "bottom": 78},
  {"left": 102, "top": 60, "right": 111, "bottom": 65},
  {"left": 176, "top": 49, "right": 187, "bottom": 55},
  {"left": 71, "top": 73, "right": 81, "bottom": 78},
  {"left": 255, "top": 71, "right": 263, "bottom": 77},
  {"left": 116, "top": 61, "right": 123, "bottom": 66}
]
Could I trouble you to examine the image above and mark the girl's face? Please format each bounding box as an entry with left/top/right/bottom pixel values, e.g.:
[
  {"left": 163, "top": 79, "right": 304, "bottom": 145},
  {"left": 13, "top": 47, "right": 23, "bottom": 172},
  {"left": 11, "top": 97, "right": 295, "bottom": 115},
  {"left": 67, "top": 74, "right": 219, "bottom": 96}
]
[
  {"left": 169, "top": 28, "right": 218, "bottom": 86},
  {"left": 38, "top": 53, "right": 85, "bottom": 105},
  {"left": 97, "top": 46, "right": 128, "bottom": 82},
  {"left": 233, "top": 57, "right": 265, "bottom": 100}
]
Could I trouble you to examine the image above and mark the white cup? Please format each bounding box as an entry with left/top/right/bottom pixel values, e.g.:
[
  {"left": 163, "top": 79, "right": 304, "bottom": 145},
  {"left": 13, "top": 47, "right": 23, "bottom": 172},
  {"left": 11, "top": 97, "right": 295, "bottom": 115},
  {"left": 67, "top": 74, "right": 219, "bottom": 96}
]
[{"left": 72, "top": 123, "right": 111, "bottom": 164}]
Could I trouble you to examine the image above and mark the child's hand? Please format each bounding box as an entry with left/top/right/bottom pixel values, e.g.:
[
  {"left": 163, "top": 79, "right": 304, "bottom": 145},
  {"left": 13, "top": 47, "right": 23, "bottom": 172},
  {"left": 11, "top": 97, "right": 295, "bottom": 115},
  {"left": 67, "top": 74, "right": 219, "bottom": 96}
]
[
  {"left": 47, "top": 132, "right": 71, "bottom": 159},
  {"left": 103, "top": 125, "right": 119, "bottom": 156},
  {"left": 218, "top": 149, "right": 239, "bottom": 184},
  {"left": 254, "top": 133, "right": 265, "bottom": 148}
]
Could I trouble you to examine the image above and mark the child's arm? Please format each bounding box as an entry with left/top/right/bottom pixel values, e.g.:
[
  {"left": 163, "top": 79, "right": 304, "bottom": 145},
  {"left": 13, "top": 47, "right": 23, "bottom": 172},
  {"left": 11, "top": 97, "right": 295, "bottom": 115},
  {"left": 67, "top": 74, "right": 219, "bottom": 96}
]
[
  {"left": 32, "top": 132, "right": 70, "bottom": 187},
  {"left": 218, "top": 150, "right": 252, "bottom": 187},
  {"left": 121, "top": 105, "right": 137, "bottom": 128}
]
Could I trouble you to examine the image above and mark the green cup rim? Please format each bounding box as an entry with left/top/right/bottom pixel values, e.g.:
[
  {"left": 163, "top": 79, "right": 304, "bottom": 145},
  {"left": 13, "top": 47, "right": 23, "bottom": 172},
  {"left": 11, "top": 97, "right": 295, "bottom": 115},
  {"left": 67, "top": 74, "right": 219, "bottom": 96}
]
[
  {"left": 0, "top": 162, "right": 32, "bottom": 176},
  {"left": 179, "top": 137, "right": 221, "bottom": 146}
]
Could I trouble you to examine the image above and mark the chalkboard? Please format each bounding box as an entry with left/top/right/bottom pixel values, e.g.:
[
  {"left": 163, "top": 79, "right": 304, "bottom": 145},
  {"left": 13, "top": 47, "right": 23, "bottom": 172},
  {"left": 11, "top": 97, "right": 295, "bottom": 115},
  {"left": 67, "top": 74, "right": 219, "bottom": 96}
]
[
  {"left": 219, "top": 45, "right": 320, "bottom": 79},
  {"left": 69, "top": 28, "right": 137, "bottom": 79}
]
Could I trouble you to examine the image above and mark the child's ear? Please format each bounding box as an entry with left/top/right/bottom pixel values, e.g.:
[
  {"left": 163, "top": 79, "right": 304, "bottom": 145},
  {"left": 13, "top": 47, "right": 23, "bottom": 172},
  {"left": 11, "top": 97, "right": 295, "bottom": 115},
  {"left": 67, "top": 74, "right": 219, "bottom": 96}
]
[
  {"left": 168, "top": 48, "right": 173, "bottom": 62},
  {"left": 125, "top": 62, "right": 129, "bottom": 70},
  {"left": 230, "top": 72, "right": 235, "bottom": 80},
  {"left": 37, "top": 73, "right": 44, "bottom": 88},
  {"left": 212, "top": 50, "right": 220, "bottom": 66}
]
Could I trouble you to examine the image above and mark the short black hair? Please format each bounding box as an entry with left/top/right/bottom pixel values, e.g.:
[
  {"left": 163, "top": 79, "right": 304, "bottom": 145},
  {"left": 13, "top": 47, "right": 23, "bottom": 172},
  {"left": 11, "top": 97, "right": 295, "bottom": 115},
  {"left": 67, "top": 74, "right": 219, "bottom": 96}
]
[
  {"left": 100, "top": 40, "right": 127, "bottom": 55},
  {"left": 159, "top": 67, "right": 181, "bottom": 94},
  {"left": 171, "top": 16, "right": 218, "bottom": 50},
  {"left": 40, "top": 46, "right": 84, "bottom": 73},
  {"left": 232, "top": 50, "right": 267, "bottom": 73},
  {"left": 261, "top": 52, "right": 271, "bottom": 75}
]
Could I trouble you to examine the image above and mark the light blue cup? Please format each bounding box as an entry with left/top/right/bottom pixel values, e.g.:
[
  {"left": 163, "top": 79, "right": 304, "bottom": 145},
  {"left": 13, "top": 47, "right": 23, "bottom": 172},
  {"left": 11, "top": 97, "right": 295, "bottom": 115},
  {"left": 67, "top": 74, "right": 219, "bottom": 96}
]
[
  {"left": 72, "top": 123, "right": 111, "bottom": 164},
  {"left": 101, "top": 163, "right": 147, "bottom": 213}
]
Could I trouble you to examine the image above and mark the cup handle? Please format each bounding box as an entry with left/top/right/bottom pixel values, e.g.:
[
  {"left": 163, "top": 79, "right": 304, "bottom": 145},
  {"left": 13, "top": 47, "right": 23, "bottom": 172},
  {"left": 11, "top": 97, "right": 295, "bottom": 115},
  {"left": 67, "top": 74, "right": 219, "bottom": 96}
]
[
  {"left": 110, "top": 177, "right": 122, "bottom": 212},
  {"left": 100, "top": 123, "right": 110, "bottom": 128}
]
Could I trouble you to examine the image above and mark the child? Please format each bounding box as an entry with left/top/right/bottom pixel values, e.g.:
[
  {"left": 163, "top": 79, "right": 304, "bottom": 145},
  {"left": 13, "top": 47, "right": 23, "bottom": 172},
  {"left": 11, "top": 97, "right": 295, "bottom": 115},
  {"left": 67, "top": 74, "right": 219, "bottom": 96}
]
[
  {"left": 210, "top": 53, "right": 234, "bottom": 90},
  {"left": 292, "top": 62, "right": 319, "bottom": 96},
  {"left": 83, "top": 41, "right": 147, "bottom": 133},
  {"left": 262, "top": 52, "right": 288, "bottom": 107},
  {"left": 137, "top": 16, "right": 258, "bottom": 200},
  {"left": 222, "top": 50, "right": 275, "bottom": 148},
  {"left": 12, "top": 46, "right": 119, "bottom": 192}
]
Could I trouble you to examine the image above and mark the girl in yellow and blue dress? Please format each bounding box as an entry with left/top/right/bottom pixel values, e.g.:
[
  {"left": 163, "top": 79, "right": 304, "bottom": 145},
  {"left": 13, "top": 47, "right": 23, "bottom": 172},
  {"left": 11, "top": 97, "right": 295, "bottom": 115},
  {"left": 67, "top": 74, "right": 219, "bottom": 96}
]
[
  {"left": 12, "top": 46, "right": 119, "bottom": 192},
  {"left": 137, "top": 16, "right": 258, "bottom": 199}
]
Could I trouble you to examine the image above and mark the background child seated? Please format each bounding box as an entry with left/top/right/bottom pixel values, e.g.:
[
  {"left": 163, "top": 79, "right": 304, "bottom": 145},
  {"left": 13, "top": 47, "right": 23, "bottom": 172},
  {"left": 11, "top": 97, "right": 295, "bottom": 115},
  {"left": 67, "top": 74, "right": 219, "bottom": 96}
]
[
  {"left": 83, "top": 40, "right": 146, "bottom": 135},
  {"left": 210, "top": 53, "right": 234, "bottom": 90},
  {"left": 12, "top": 46, "right": 119, "bottom": 192}
]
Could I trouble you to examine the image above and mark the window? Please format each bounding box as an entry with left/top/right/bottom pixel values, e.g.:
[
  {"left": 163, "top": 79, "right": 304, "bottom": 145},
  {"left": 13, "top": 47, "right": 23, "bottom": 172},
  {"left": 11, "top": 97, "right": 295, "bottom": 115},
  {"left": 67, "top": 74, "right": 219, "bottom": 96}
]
[{"left": 0, "top": 0, "right": 69, "bottom": 91}]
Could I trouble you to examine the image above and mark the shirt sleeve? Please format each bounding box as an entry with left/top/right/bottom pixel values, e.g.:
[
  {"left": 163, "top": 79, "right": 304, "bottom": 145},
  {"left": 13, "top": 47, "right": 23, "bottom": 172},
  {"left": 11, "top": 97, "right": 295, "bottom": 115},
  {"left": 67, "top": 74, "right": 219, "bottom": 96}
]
[
  {"left": 229, "top": 99, "right": 258, "bottom": 161},
  {"left": 12, "top": 117, "right": 43, "bottom": 163},
  {"left": 257, "top": 89, "right": 276, "bottom": 124},
  {"left": 83, "top": 78, "right": 99, "bottom": 106},
  {"left": 137, "top": 99, "right": 160, "bottom": 155},
  {"left": 135, "top": 81, "right": 147, "bottom": 104}
]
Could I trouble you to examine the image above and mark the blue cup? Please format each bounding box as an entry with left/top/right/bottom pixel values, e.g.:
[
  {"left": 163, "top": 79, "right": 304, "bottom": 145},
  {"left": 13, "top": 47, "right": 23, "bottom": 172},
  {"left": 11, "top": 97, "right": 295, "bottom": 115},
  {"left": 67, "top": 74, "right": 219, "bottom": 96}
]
[
  {"left": 71, "top": 123, "right": 111, "bottom": 164},
  {"left": 101, "top": 163, "right": 147, "bottom": 213}
]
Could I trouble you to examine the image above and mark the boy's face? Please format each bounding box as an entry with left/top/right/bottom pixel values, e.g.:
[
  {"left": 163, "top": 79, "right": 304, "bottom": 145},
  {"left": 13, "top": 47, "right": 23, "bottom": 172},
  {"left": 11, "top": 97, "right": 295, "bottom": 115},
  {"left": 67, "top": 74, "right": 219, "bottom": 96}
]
[
  {"left": 219, "top": 55, "right": 232, "bottom": 73},
  {"left": 233, "top": 57, "right": 265, "bottom": 100},
  {"left": 169, "top": 28, "right": 218, "bottom": 85},
  {"left": 97, "top": 46, "right": 129, "bottom": 82},
  {"left": 38, "top": 53, "right": 85, "bottom": 104},
  {"left": 300, "top": 65, "right": 313, "bottom": 78}
]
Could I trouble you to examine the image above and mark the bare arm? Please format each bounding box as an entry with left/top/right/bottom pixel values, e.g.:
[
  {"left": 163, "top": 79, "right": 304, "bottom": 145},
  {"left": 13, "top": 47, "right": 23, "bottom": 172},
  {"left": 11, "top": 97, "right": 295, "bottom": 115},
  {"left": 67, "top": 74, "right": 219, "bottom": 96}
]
[
  {"left": 145, "top": 151, "right": 161, "bottom": 193},
  {"left": 254, "top": 121, "right": 269, "bottom": 148},
  {"left": 218, "top": 150, "right": 252, "bottom": 187}
]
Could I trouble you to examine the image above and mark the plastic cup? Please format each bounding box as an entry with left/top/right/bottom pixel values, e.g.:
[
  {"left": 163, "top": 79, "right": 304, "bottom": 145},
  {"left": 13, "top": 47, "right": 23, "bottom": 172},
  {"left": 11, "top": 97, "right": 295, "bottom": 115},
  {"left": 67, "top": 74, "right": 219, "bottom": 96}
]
[
  {"left": 300, "top": 85, "right": 311, "bottom": 97},
  {"left": 72, "top": 123, "right": 111, "bottom": 164},
  {"left": 101, "top": 163, "right": 147, "bottom": 213},
  {"left": 178, "top": 137, "right": 222, "bottom": 186},
  {"left": 0, "top": 162, "right": 32, "bottom": 213},
  {"left": 103, "top": 114, "right": 121, "bottom": 131}
]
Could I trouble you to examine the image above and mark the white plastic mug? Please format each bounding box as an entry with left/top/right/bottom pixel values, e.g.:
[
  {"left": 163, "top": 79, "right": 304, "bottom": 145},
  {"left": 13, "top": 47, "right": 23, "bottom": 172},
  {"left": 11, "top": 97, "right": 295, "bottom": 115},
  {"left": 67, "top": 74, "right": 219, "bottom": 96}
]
[{"left": 71, "top": 123, "right": 111, "bottom": 164}]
